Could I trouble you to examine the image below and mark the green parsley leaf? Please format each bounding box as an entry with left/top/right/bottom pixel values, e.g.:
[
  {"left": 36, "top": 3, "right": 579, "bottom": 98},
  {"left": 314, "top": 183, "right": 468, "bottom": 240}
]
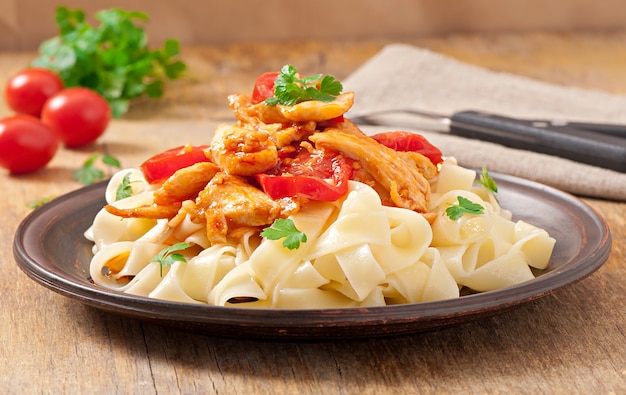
[
  {"left": 115, "top": 172, "right": 134, "bottom": 200},
  {"left": 32, "top": 6, "right": 187, "bottom": 118},
  {"left": 478, "top": 167, "right": 498, "bottom": 194},
  {"left": 260, "top": 218, "right": 307, "bottom": 250},
  {"left": 265, "top": 64, "right": 342, "bottom": 106},
  {"left": 150, "top": 242, "right": 193, "bottom": 277},
  {"left": 445, "top": 196, "right": 485, "bottom": 220},
  {"left": 73, "top": 153, "right": 122, "bottom": 185},
  {"left": 102, "top": 154, "right": 121, "bottom": 168},
  {"left": 27, "top": 196, "right": 56, "bottom": 209}
]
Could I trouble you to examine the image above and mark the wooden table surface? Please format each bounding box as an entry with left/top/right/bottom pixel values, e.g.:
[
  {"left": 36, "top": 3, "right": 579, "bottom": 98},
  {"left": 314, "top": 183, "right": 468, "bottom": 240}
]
[{"left": 1, "top": 31, "right": 625, "bottom": 394}]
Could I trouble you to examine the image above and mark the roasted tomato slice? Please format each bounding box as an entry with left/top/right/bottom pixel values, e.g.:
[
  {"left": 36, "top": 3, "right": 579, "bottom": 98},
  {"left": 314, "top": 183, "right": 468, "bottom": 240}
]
[
  {"left": 371, "top": 131, "right": 443, "bottom": 165},
  {"left": 256, "top": 149, "right": 353, "bottom": 201}
]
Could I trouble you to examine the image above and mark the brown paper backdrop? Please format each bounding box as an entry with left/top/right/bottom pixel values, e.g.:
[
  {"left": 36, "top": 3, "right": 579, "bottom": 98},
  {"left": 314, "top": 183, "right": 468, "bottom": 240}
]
[{"left": 2, "top": 0, "right": 626, "bottom": 51}]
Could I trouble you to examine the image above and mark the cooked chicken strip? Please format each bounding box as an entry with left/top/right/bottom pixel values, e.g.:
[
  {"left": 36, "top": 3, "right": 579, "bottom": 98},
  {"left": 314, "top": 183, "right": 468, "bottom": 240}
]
[
  {"left": 229, "top": 92, "right": 355, "bottom": 125},
  {"left": 396, "top": 151, "right": 439, "bottom": 180},
  {"left": 209, "top": 123, "right": 278, "bottom": 176},
  {"left": 310, "top": 129, "right": 431, "bottom": 212},
  {"left": 104, "top": 202, "right": 181, "bottom": 220},
  {"left": 153, "top": 161, "right": 219, "bottom": 205},
  {"left": 193, "top": 172, "right": 283, "bottom": 244},
  {"left": 105, "top": 161, "right": 220, "bottom": 219}
]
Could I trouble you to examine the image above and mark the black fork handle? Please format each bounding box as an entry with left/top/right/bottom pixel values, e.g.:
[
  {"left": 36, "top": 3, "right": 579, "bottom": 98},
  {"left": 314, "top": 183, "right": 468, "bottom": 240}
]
[{"left": 449, "top": 111, "right": 626, "bottom": 172}]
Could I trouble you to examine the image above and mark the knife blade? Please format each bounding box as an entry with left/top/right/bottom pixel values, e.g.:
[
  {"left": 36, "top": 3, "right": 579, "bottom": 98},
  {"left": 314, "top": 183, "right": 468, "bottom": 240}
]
[{"left": 349, "top": 109, "right": 626, "bottom": 172}]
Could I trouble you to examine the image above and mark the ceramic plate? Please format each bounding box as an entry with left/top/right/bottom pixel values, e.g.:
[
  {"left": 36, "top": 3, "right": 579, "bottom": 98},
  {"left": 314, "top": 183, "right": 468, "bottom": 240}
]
[{"left": 13, "top": 173, "right": 611, "bottom": 340}]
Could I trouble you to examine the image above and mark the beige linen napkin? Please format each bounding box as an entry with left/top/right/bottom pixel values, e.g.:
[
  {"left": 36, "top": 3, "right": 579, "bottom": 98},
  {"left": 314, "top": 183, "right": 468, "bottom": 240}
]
[{"left": 343, "top": 44, "right": 626, "bottom": 201}]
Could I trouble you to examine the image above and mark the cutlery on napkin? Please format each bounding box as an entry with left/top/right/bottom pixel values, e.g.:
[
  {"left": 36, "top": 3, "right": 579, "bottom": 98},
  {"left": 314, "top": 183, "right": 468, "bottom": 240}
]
[
  {"left": 350, "top": 108, "right": 626, "bottom": 172},
  {"left": 342, "top": 44, "right": 626, "bottom": 201}
]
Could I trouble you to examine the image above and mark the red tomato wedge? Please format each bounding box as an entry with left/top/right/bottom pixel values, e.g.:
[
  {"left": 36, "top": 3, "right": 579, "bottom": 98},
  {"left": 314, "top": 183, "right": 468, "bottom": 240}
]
[
  {"left": 255, "top": 174, "right": 348, "bottom": 201},
  {"left": 256, "top": 151, "right": 353, "bottom": 201},
  {"left": 256, "top": 173, "right": 349, "bottom": 202},
  {"left": 140, "top": 145, "right": 211, "bottom": 184},
  {"left": 371, "top": 131, "right": 443, "bottom": 165},
  {"left": 251, "top": 71, "right": 279, "bottom": 104}
]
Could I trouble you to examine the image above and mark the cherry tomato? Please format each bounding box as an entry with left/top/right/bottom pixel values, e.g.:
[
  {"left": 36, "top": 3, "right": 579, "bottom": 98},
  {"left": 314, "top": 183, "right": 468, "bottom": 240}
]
[
  {"left": 251, "top": 71, "right": 279, "bottom": 104},
  {"left": 0, "top": 114, "right": 59, "bottom": 174},
  {"left": 371, "top": 131, "right": 443, "bottom": 165},
  {"left": 140, "top": 145, "right": 211, "bottom": 184},
  {"left": 256, "top": 150, "right": 353, "bottom": 201},
  {"left": 41, "top": 87, "right": 111, "bottom": 147},
  {"left": 4, "top": 68, "right": 64, "bottom": 117}
]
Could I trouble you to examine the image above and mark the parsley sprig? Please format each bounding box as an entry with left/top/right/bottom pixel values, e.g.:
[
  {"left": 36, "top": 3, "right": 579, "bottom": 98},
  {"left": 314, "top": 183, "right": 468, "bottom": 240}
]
[
  {"left": 265, "top": 64, "right": 343, "bottom": 106},
  {"left": 478, "top": 167, "right": 498, "bottom": 194},
  {"left": 32, "top": 6, "right": 187, "bottom": 117},
  {"left": 260, "top": 218, "right": 307, "bottom": 250},
  {"left": 445, "top": 196, "right": 485, "bottom": 220},
  {"left": 150, "top": 242, "right": 193, "bottom": 277},
  {"left": 115, "top": 172, "right": 135, "bottom": 200},
  {"left": 27, "top": 196, "right": 56, "bottom": 209},
  {"left": 73, "top": 153, "right": 121, "bottom": 185}
]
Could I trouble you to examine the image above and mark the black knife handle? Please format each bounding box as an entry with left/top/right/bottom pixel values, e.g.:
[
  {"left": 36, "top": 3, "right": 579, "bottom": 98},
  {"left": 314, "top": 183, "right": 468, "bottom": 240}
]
[
  {"left": 548, "top": 120, "right": 626, "bottom": 138},
  {"left": 449, "top": 111, "right": 626, "bottom": 172}
]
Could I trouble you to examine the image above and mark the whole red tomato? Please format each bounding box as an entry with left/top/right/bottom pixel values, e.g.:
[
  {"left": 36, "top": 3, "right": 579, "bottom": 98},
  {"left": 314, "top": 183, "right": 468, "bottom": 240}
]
[
  {"left": 42, "top": 87, "right": 111, "bottom": 147},
  {"left": 4, "top": 68, "right": 64, "bottom": 117},
  {"left": 0, "top": 114, "right": 59, "bottom": 174}
]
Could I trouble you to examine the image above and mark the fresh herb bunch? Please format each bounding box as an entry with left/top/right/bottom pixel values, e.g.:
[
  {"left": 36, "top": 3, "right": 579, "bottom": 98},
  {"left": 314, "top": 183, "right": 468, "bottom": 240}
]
[
  {"left": 265, "top": 64, "right": 343, "bottom": 106},
  {"left": 32, "top": 6, "right": 187, "bottom": 118}
]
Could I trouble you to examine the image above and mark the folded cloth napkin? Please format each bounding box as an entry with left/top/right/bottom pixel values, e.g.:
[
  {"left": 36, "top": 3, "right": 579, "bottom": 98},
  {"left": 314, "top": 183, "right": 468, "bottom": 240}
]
[{"left": 342, "top": 43, "right": 626, "bottom": 201}]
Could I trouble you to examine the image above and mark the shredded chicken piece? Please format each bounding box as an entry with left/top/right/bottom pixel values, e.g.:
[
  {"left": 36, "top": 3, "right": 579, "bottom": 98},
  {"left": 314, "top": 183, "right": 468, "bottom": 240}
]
[
  {"left": 104, "top": 202, "right": 181, "bottom": 220},
  {"left": 229, "top": 92, "right": 354, "bottom": 124},
  {"left": 271, "top": 121, "right": 317, "bottom": 149},
  {"left": 396, "top": 151, "right": 439, "bottom": 180},
  {"left": 228, "top": 93, "right": 332, "bottom": 149},
  {"left": 189, "top": 172, "right": 285, "bottom": 244},
  {"left": 104, "top": 162, "right": 220, "bottom": 219},
  {"left": 228, "top": 94, "right": 262, "bottom": 126},
  {"left": 209, "top": 123, "right": 278, "bottom": 176},
  {"left": 310, "top": 128, "right": 431, "bottom": 212},
  {"left": 153, "top": 161, "right": 219, "bottom": 205}
]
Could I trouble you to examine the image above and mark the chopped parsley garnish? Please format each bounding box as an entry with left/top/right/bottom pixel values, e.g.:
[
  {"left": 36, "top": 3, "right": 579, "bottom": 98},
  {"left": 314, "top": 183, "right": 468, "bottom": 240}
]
[
  {"left": 260, "top": 218, "right": 307, "bottom": 250},
  {"left": 445, "top": 196, "right": 485, "bottom": 220},
  {"left": 73, "top": 153, "right": 121, "bottom": 185},
  {"left": 478, "top": 167, "right": 498, "bottom": 194},
  {"left": 150, "top": 242, "right": 193, "bottom": 277},
  {"left": 265, "top": 64, "right": 343, "bottom": 106},
  {"left": 27, "top": 196, "right": 56, "bottom": 209},
  {"left": 115, "top": 172, "right": 134, "bottom": 200}
]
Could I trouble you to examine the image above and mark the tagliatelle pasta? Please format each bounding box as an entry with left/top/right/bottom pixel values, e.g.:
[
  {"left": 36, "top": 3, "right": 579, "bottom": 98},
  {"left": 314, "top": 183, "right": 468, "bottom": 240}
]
[
  {"left": 85, "top": 156, "right": 555, "bottom": 308},
  {"left": 84, "top": 65, "right": 556, "bottom": 309}
]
